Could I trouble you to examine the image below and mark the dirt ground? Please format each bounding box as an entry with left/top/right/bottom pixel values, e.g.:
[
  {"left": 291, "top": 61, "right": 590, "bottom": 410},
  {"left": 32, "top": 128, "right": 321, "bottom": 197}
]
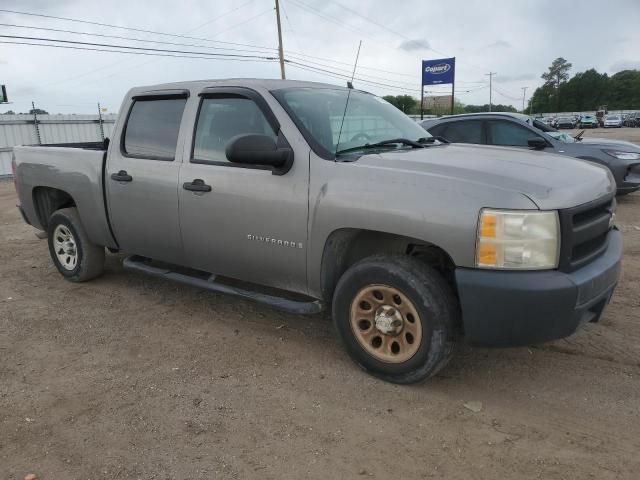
[{"left": 1, "top": 130, "right": 640, "bottom": 479}]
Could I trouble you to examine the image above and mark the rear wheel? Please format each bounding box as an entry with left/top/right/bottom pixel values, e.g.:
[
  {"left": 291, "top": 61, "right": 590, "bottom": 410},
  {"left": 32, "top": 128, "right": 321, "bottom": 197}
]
[
  {"left": 332, "top": 255, "right": 458, "bottom": 384},
  {"left": 47, "top": 208, "right": 105, "bottom": 282}
]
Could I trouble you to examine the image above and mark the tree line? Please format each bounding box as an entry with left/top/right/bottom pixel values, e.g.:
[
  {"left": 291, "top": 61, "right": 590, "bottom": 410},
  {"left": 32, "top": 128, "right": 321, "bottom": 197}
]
[
  {"left": 528, "top": 57, "right": 640, "bottom": 113},
  {"left": 382, "top": 95, "right": 516, "bottom": 116}
]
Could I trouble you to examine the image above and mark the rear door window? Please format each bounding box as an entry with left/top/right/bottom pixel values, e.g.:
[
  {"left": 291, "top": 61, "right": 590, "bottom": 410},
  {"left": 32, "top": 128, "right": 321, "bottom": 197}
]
[
  {"left": 123, "top": 98, "right": 187, "bottom": 160},
  {"left": 488, "top": 120, "right": 538, "bottom": 147},
  {"left": 439, "top": 120, "right": 484, "bottom": 144}
]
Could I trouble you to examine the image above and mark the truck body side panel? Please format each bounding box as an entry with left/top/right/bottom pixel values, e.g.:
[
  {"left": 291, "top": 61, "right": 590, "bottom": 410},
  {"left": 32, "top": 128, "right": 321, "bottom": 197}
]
[
  {"left": 305, "top": 151, "right": 538, "bottom": 299},
  {"left": 13, "top": 145, "right": 117, "bottom": 249}
]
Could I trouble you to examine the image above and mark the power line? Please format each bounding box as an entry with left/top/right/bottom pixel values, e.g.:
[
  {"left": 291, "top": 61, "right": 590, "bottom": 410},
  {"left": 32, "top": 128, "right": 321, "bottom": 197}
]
[
  {"left": 0, "top": 40, "right": 279, "bottom": 63},
  {"left": 493, "top": 85, "right": 521, "bottom": 102},
  {"left": 286, "top": 59, "right": 420, "bottom": 94},
  {"left": 0, "top": 22, "right": 275, "bottom": 55},
  {"left": 0, "top": 7, "right": 278, "bottom": 53},
  {"left": 0, "top": 34, "right": 277, "bottom": 60},
  {"left": 328, "top": 0, "right": 489, "bottom": 73}
]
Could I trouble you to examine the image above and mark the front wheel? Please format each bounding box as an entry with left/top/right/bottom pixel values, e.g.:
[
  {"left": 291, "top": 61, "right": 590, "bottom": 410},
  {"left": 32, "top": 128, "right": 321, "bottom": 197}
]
[
  {"left": 332, "top": 255, "right": 458, "bottom": 384},
  {"left": 47, "top": 207, "right": 105, "bottom": 282}
]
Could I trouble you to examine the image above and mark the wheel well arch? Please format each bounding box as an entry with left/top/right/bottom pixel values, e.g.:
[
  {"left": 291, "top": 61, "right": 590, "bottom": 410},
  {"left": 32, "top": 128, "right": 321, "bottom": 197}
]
[
  {"left": 319, "top": 228, "right": 457, "bottom": 302},
  {"left": 32, "top": 186, "right": 76, "bottom": 230}
]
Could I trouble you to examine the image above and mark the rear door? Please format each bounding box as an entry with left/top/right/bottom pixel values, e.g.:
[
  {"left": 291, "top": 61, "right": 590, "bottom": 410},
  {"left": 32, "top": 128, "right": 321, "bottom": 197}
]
[
  {"left": 177, "top": 87, "right": 309, "bottom": 294},
  {"left": 106, "top": 91, "right": 188, "bottom": 265},
  {"left": 429, "top": 120, "right": 486, "bottom": 144}
]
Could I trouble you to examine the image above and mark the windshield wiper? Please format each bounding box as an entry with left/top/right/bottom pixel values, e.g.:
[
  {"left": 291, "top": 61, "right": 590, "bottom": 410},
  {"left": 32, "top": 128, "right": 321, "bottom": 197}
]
[{"left": 336, "top": 138, "right": 425, "bottom": 155}]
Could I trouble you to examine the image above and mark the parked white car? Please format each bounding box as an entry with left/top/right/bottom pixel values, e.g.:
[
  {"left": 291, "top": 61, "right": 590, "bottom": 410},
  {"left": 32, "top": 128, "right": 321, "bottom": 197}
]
[{"left": 604, "top": 114, "right": 623, "bottom": 128}]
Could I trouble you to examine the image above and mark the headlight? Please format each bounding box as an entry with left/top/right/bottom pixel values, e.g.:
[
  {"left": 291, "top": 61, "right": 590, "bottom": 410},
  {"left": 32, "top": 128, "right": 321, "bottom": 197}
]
[
  {"left": 603, "top": 150, "right": 640, "bottom": 160},
  {"left": 476, "top": 209, "right": 560, "bottom": 270}
]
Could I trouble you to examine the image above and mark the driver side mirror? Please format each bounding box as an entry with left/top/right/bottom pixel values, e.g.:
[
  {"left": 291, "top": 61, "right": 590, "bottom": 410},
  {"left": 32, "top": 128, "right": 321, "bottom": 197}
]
[
  {"left": 527, "top": 137, "right": 547, "bottom": 150},
  {"left": 225, "top": 134, "right": 293, "bottom": 175}
]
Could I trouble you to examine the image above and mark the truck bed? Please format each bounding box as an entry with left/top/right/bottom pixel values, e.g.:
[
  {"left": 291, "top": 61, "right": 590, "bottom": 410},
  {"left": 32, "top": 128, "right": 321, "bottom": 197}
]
[{"left": 13, "top": 143, "right": 117, "bottom": 249}]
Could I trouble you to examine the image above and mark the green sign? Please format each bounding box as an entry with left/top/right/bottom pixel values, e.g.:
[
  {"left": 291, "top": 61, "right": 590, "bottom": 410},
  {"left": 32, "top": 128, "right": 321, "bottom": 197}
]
[{"left": 0, "top": 85, "right": 7, "bottom": 103}]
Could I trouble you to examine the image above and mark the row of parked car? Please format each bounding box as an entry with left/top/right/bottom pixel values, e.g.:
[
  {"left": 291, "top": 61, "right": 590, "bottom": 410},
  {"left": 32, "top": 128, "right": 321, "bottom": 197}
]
[
  {"left": 421, "top": 111, "right": 640, "bottom": 195},
  {"left": 537, "top": 113, "right": 640, "bottom": 129},
  {"left": 622, "top": 112, "right": 640, "bottom": 127}
]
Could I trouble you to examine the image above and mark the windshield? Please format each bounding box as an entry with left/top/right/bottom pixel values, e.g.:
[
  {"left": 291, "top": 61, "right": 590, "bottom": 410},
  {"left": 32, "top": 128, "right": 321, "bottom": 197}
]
[
  {"left": 272, "top": 87, "right": 431, "bottom": 157},
  {"left": 528, "top": 117, "right": 556, "bottom": 132},
  {"left": 606, "top": 115, "right": 620, "bottom": 120},
  {"left": 547, "top": 131, "right": 576, "bottom": 143}
]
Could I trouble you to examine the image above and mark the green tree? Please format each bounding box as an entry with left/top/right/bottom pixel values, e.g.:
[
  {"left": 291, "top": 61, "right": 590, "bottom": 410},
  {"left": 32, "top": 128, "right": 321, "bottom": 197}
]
[
  {"left": 541, "top": 57, "right": 573, "bottom": 89},
  {"left": 607, "top": 70, "right": 640, "bottom": 109},
  {"left": 382, "top": 95, "right": 419, "bottom": 114},
  {"left": 528, "top": 66, "right": 640, "bottom": 114},
  {"left": 541, "top": 57, "right": 572, "bottom": 111},
  {"left": 463, "top": 103, "right": 517, "bottom": 113},
  {"left": 559, "top": 69, "right": 608, "bottom": 111}
]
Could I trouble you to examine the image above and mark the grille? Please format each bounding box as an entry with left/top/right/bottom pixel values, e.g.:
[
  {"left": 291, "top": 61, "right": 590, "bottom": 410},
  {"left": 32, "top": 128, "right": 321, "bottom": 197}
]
[{"left": 558, "top": 195, "right": 615, "bottom": 272}]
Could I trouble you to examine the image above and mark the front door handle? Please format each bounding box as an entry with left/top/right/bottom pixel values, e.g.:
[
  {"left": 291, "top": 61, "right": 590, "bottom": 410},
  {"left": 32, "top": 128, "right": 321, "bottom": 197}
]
[
  {"left": 183, "top": 178, "right": 212, "bottom": 193},
  {"left": 110, "top": 170, "right": 132, "bottom": 182}
]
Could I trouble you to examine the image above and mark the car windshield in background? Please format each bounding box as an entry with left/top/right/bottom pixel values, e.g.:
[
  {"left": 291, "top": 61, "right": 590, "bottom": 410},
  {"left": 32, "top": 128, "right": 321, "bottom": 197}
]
[
  {"left": 272, "top": 88, "right": 431, "bottom": 157},
  {"left": 547, "top": 131, "right": 576, "bottom": 143},
  {"left": 529, "top": 117, "right": 556, "bottom": 133},
  {"left": 606, "top": 115, "right": 620, "bottom": 120}
]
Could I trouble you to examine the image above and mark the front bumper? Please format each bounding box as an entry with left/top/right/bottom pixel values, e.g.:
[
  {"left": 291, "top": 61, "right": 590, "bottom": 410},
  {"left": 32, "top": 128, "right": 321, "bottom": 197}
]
[{"left": 455, "top": 229, "right": 622, "bottom": 347}]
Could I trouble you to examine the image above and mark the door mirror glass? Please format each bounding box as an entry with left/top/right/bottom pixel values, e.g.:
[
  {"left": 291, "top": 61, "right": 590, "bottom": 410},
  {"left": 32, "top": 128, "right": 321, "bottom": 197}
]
[
  {"left": 527, "top": 137, "right": 547, "bottom": 150},
  {"left": 226, "top": 134, "right": 291, "bottom": 167}
]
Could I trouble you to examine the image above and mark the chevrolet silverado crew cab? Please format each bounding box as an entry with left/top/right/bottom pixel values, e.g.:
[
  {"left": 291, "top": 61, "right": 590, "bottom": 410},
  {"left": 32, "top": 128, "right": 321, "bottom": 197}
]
[{"left": 13, "top": 79, "right": 622, "bottom": 384}]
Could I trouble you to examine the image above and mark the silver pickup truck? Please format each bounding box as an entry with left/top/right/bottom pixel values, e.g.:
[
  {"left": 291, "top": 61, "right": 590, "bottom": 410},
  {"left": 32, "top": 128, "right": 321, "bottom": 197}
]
[{"left": 13, "top": 79, "right": 622, "bottom": 383}]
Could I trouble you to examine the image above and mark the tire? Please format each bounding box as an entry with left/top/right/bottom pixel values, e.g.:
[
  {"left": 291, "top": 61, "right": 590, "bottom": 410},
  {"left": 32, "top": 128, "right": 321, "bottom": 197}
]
[
  {"left": 332, "top": 255, "right": 459, "bottom": 384},
  {"left": 47, "top": 207, "right": 105, "bottom": 282}
]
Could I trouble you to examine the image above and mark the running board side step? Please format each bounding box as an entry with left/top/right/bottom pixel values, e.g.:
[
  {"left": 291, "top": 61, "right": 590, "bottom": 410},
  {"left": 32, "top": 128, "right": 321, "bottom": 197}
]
[{"left": 122, "top": 255, "right": 325, "bottom": 315}]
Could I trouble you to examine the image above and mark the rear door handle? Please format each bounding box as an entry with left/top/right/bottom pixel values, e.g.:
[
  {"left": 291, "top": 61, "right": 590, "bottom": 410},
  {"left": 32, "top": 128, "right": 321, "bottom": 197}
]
[
  {"left": 110, "top": 170, "right": 132, "bottom": 182},
  {"left": 183, "top": 178, "right": 212, "bottom": 192}
]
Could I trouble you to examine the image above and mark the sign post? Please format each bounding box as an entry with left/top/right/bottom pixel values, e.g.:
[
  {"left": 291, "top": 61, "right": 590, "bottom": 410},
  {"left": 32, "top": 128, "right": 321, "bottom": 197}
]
[
  {"left": 421, "top": 57, "right": 456, "bottom": 118},
  {"left": 0, "top": 85, "right": 7, "bottom": 104}
]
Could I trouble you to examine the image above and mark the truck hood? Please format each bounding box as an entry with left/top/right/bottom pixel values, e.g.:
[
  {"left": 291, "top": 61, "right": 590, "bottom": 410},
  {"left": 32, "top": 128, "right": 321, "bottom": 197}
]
[{"left": 360, "top": 144, "right": 614, "bottom": 209}]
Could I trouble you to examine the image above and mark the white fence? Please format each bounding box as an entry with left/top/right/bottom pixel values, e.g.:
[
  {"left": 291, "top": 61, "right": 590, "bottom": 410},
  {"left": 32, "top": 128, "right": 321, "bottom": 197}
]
[{"left": 0, "top": 114, "right": 117, "bottom": 176}]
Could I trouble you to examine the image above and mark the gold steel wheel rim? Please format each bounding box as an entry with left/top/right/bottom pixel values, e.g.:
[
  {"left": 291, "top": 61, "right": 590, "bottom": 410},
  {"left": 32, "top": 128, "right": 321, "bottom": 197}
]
[{"left": 349, "top": 284, "right": 423, "bottom": 364}]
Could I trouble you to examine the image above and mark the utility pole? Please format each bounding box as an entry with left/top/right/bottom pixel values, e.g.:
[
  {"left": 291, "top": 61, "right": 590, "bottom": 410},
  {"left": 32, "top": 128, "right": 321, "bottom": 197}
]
[
  {"left": 31, "top": 101, "right": 41, "bottom": 145},
  {"left": 521, "top": 87, "right": 528, "bottom": 113},
  {"left": 275, "top": 0, "right": 286, "bottom": 79},
  {"left": 97, "top": 102, "right": 105, "bottom": 141},
  {"left": 485, "top": 72, "right": 496, "bottom": 112}
]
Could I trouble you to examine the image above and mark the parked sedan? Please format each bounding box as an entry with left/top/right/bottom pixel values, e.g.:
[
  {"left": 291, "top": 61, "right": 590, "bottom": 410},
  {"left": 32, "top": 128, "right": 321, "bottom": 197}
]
[
  {"left": 421, "top": 112, "right": 640, "bottom": 194},
  {"left": 604, "top": 114, "right": 623, "bottom": 128},
  {"left": 579, "top": 115, "right": 599, "bottom": 128},
  {"left": 555, "top": 116, "right": 576, "bottom": 129}
]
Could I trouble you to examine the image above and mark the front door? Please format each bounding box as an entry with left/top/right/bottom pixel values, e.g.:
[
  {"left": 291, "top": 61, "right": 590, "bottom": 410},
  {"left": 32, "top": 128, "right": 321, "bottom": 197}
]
[
  {"left": 178, "top": 89, "right": 309, "bottom": 294},
  {"left": 106, "top": 94, "right": 188, "bottom": 265}
]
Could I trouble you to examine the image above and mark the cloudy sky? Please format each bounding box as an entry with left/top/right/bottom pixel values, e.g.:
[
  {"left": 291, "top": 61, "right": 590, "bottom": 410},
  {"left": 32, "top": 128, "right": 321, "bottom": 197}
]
[{"left": 1, "top": 0, "right": 639, "bottom": 114}]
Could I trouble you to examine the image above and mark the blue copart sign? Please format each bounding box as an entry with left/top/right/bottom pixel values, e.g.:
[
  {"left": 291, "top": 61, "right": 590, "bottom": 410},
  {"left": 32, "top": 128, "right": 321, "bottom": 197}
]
[{"left": 422, "top": 58, "right": 455, "bottom": 86}]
